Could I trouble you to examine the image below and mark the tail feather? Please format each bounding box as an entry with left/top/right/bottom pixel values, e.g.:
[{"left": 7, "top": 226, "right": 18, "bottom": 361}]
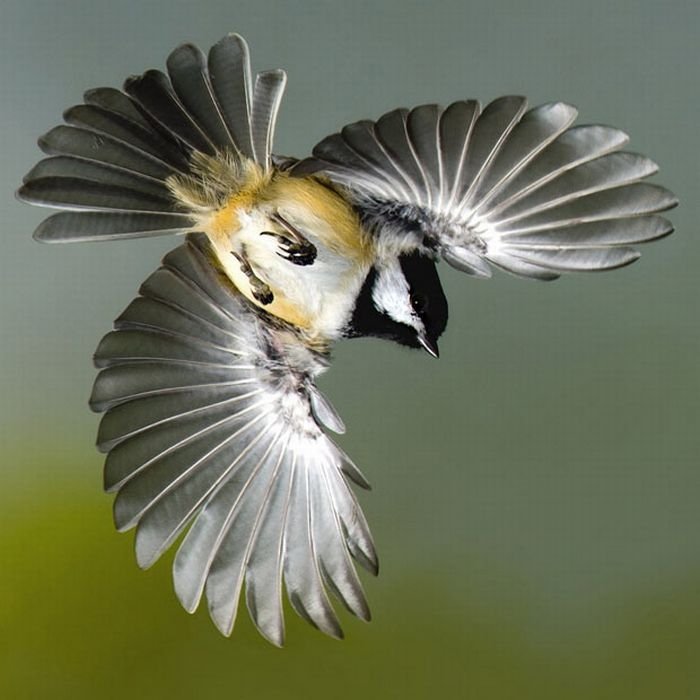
[
  {"left": 251, "top": 69, "right": 287, "bottom": 169},
  {"left": 19, "top": 34, "right": 286, "bottom": 243},
  {"left": 207, "top": 34, "right": 256, "bottom": 160},
  {"left": 166, "top": 43, "right": 237, "bottom": 152}
]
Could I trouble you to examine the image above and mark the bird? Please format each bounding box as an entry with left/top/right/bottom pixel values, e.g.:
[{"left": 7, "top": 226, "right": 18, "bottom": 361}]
[{"left": 18, "top": 33, "right": 677, "bottom": 646}]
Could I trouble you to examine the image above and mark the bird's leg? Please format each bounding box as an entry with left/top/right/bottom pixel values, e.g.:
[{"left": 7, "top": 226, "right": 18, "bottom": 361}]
[
  {"left": 261, "top": 213, "right": 317, "bottom": 266},
  {"left": 230, "top": 248, "right": 274, "bottom": 305}
]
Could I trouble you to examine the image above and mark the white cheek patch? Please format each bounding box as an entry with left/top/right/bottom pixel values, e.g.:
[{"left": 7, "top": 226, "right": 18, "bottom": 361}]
[{"left": 371, "top": 259, "right": 422, "bottom": 329}]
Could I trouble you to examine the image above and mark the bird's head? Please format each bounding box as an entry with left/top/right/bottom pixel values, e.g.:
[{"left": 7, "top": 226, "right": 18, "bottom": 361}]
[{"left": 348, "top": 252, "right": 448, "bottom": 356}]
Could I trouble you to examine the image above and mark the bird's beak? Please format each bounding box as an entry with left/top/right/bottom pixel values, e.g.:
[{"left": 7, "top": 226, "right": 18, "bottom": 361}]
[{"left": 418, "top": 333, "right": 440, "bottom": 358}]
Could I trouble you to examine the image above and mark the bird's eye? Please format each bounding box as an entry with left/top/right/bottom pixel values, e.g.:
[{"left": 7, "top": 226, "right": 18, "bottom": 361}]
[{"left": 410, "top": 293, "right": 426, "bottom": 314}]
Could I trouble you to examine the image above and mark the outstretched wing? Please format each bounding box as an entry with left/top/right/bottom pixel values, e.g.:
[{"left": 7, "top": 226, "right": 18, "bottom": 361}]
[
  {"left": 292, "top": 98, "right": 677, "bottom": 280},
  {"left": 90, "top": 233, "right": 376, "bottom": 645},
  {"left": 18, "top": 34, "right": 286, "bottom": 243}
]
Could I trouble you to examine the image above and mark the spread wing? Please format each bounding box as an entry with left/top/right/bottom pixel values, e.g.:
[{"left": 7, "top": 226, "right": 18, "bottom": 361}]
[
  {"left": 18, "top": 34, "right": 285, "bottom": 243},
  {"left": 90, "top": 233, "right": 376, "bottom": 645},
  {"left": 292, "top": 98, "right": 677, "bottom": 280}
]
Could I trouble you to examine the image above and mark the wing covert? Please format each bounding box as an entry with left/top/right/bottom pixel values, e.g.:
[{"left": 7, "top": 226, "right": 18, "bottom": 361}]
[{"left": 90, "top": 234, "right": 376, "bottom": 645}]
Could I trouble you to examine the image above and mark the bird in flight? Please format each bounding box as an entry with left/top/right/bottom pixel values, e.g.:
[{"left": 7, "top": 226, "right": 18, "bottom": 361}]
[{"left": 18, "top": 33, "right": 676, "bottom": 646}]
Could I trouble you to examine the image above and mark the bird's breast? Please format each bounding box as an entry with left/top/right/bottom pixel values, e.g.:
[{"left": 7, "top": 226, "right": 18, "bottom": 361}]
[{"left": 201, "top": 174, "right": 373, "bottom": 346}]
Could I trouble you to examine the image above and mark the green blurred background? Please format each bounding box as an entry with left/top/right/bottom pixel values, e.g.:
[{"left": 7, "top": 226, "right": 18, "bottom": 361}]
[{"left": 2, "top": 1, "right": 699, "bottom": 697}]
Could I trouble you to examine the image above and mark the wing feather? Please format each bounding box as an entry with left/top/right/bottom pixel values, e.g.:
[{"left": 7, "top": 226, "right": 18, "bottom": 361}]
[
  {"left": 478, "top": 124, "right": 629, "bottom": 217},
  {"left": 454, "top": 95, "right": 528, "bottom": 209},
  {"left": 439, "top": 100, "right": 480, "bottom": 210},
  {"left": 205, "top": 430, "right": 288, "bottom": 636},
  {"left": 283, "top": 457, "right": 343, "bottom": 638},
  {"left": 133, "top": 410, "right": 274, "bottom": 568},
  {"left": 406, "top": 104, "right": 443, "bottom": 209},
  {"left": 173, "top": 418, "right": 279, "bottom": 613},
  {"left": 90, "top": 234, "right": 375, "bottom": 642},
  {"left": 298, "top": 96, "right": 676, "bottom": 279},
  {"left": 342, "top": 120, "right": 416, "bottom": 202},
  {"left": 490, "top": 152, "right": 659, "bottom": 224},
  {"left": 464, "top": 102, "right": 578, "bottom": 213},
  {"left": 245, "top": 461, "right": 295, "bottom": 645},
  {"left": 374, "top": 108, "right": 426, "bottom": 203},
  {"left": 312, "top": 456, "right": 370, "bottom": 620}
]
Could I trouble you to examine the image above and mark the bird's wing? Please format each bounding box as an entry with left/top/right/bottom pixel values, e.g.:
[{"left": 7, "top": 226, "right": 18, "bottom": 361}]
[
  {"left": 292, "top": 98, "right": 677, "bottom": 280},
  {"left": 18, "top": 34, "right": 286, "bottom": 243},
  {"left": 90, "top": 233, "right": 376, "bottom": 645}
]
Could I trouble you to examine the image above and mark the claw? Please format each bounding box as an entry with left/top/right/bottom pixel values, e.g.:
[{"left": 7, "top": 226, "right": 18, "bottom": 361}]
[
  {"left": 230, "top": 250, "right": 274, "bottom": 305},
  {"left": 261, "top": 213, "right": 317, "bottom": 266}
]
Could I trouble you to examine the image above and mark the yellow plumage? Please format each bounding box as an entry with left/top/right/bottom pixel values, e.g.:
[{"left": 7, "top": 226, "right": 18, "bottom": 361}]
[{"left": 167, "top": 152, "right": 373, "bottom": 346}]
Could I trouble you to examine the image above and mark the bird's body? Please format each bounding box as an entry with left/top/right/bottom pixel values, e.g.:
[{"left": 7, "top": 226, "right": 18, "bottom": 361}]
[
  {"left": 19, "top": 33, "right": 677, "bottom": 645},
  {"left": 171, "top": 156, "right": 372, "bottom": 346}
]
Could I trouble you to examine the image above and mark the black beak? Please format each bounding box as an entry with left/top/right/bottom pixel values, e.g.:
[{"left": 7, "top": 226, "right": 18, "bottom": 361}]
[{"left": 417, "top": 333, "right": 440, "bottom": 358}]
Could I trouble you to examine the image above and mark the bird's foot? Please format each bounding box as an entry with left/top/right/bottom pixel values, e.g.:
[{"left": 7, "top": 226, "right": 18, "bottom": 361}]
[
  {"left": 230, "top": 249, "right": 274, "bottom": 305},
  {"left": 262, "top": 213, "right": 317, "bottom": 266}
]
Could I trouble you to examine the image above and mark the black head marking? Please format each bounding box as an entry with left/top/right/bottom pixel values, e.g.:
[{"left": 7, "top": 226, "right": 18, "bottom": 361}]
[
  {"left": 399, "top": 251, "right": 448, "bottom": 346},
  {"left": 347, "top": 252, "right": 448, "bottom": 351}
]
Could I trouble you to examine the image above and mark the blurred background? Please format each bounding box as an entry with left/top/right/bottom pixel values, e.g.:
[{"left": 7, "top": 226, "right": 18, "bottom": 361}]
[{"left": 2, "top": 0, "right": 698, "bottom": 697}]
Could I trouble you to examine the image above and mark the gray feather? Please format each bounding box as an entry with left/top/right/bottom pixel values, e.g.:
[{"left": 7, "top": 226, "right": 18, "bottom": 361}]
[
  {"left": 205, "top": 430, "right": 287, "bottom": 635},
  {"left": 172, "top": 418, "right": 277, "bottom": 613},
  {"left": 166, "top": 43, "right": 236, "bottom": 152},
  {"left": 464, "top": 102, "right": 578, "bottom": 212},
  {"left": 25, "top": 156, "right": 171, "bottom": 200},
  {"left": 438, "top": 100, "right": 480, "bottom": 210},
  {"left": 245, "top": 461, "right": 294, "bottom": 646},
  {"left": 485, "top": 251, "right": 560, "bottom": 280},
  {"left": 84, "top": 87, "right": 154, "bottom": 129},
  {"left": 313, "top": 133, "right": 400, "bottom": 198},
  {"left": 101, "top": 396, "right": 264, "bottom": 492},
  {"left": 342, "top": 120, "right": 415, "bottom": 202},
  {"left": 454, "top": 95, "right": 528, "bottom": 208},
  {"left": 207, "top": 34, "right": 255, "bottom": 160},
  {"left": 503, "top": 215, "right": 673, "bottom": 248},
  {"left": 493, "top": 152, "right": 659, "bottom": 224},
  {"left": 133, "top": 410, "right": 274, "bottom": 568},
  {"left": 36, "top": 125, "right": 177, "bottom": 180},
  {"left": 18, "top": 177, "right": 178, "bottom": 213},
  {"left": 482, "top": 125, "right": 630, "bottom": 217},
  {"left": 406, "top": 104, "right": 443, "bottom": 209},
  {"left": 303, "top": 96, "right": 675, "bottom": 279},
  {"left": 32, "top": 211, "right": 193, "bottom": 243},
  {"left": 124, "top": 70, "right": 216, "bottom": 156},
  {"left": 283, "top": 461, "right": 343, "bottom": 638},
  {"left": 498, "top": 182, "right": 677, "bottom": 231},
  {"left": 91, "top": 234, "right": 375, "bottom": 643},
  {"left": 308, "top": 384, "right": 346, "bottom": 434},
  {"left": 374, "top": 108, "right": 426, "bottom": 203},
  {"left": 22, "top": 36, "right": 288, "bottom": 246},
  {"left": 507, "top": 245, "right": 640, "bottom": 272},
  {"left": 310, "top": 461, "right": 370, "bottom": 621},
  {"left": 250, "top": 69, "right": 287, "bottom": 169},
  {"left": 63, "top": 103, "right": 189, "bottom": 167}
]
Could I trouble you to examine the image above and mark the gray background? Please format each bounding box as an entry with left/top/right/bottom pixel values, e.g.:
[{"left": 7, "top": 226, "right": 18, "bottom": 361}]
[{"left": 2, "top": 1, "right": 698, "bottom": 698}]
